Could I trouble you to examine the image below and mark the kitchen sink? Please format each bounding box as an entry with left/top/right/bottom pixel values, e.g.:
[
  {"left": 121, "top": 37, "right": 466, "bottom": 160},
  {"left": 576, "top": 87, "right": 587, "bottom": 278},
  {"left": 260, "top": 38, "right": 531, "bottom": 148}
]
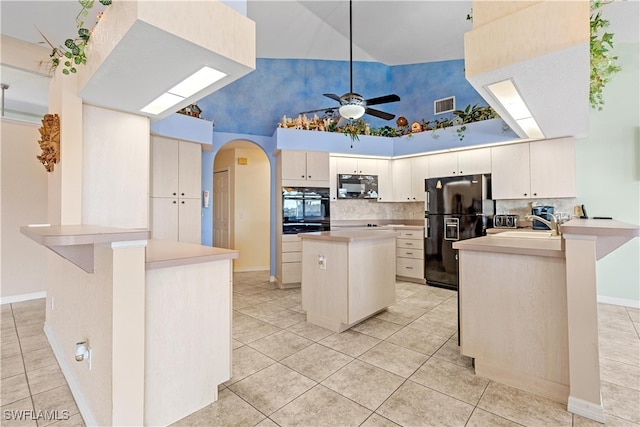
[{"left": 492, "top": 230, "right": 561, "bottom": 239}]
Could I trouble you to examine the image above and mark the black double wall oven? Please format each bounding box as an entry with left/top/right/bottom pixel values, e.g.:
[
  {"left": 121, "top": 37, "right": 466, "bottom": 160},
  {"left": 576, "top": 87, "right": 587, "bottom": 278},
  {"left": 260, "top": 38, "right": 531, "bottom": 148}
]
[{"left": 282, "top": 187, "right": 330, "bottom": 234}]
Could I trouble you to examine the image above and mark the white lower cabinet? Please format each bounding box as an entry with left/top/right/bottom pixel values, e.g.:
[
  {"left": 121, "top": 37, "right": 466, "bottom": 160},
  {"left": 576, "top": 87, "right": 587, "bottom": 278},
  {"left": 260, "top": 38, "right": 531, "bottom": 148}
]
[
  {"left": 278, "top": 234, "right": 302, "bottom": 287},
  {"left": 150, "top": 197, "right": 201, "bottom": 244},
  {"left": 394, "top": 228, "right": 425, "bottom": 283}
]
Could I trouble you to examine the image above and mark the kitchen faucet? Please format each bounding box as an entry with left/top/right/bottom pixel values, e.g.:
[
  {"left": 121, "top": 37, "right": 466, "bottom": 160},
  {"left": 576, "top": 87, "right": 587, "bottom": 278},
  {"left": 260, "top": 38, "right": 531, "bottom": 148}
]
[{"left": 525, "top": 214, "right": 560, "bottom": 236}]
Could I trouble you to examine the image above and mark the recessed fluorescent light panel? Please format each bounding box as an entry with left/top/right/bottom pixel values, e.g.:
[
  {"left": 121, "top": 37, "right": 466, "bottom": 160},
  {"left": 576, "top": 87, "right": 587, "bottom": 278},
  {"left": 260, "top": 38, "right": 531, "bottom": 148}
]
[
  {"left": 486, "top": 79, "right": 544, "bottom": 139},
  {"left": 140, "top": 66, "right": 227, "bottom": 115},
  {"left": 140, "top": 92, "right": 184, "bottom": 115},
  {"left": 169, "top": 67, "right": 226, "bottom": 98}
]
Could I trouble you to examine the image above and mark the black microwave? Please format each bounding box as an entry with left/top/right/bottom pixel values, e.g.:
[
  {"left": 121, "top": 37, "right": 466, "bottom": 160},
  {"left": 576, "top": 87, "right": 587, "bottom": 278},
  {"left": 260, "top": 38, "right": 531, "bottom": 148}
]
[{"left": 337, "top": 174, "right": 379, "bottom": 199}]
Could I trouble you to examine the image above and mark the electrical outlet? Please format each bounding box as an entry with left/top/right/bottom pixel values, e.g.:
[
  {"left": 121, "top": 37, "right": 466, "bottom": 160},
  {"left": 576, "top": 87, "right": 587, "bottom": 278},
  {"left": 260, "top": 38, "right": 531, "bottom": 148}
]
[{"left": 318, "top": 255, "right": 327, "bottom": 270}]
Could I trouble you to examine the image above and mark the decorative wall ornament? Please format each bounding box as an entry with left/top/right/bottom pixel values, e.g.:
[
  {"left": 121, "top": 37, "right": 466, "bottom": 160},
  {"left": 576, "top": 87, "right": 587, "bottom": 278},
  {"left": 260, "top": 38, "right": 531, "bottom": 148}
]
[{"left": 37, "top": 114, "right": 61, "bottom": 172}]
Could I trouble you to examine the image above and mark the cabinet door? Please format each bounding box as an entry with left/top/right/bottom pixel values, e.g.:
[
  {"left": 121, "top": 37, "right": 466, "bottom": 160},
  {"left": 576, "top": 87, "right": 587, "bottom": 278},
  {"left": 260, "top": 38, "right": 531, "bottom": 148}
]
[
  {"left": 529, "top": 137, "right": 576, "bottom": 198},
  {"left": 178, "top": 198, "right": 201, "bottom": 244},
  {"left": 329, "top": 157, "right": 339, "bottom": 200},
  {"left": 281, "top": 150, "right": 308, "bottom": 181},
  {"left": 178, "top": 141, "right": 202, "bottom": 198},
  {"left": 491, "top": 143, "right": 531, "bottom": 199},
  {"left": 150, "top": 197, "right": 179, "bottom": 241},
  {"left": 458, "top": 148, "right": 491, "bottom": 176},
  {"left": 305, "top": 151, "right": 330, "bottom": 182},
  {"left": 428, "top": 152, "right": 458, "bottom": 178},
  {"left": 151, "top": 137, "right": 179, "bottom": 198},
  {"left": 391, "top": 158, "right": 412, "bottom": 201},
  {"left": 411, "top": 156, "right": 429, "bottom": 201},
  {"left": 376, "top": 159, "right": 392, "bottom": 202},
  {"left": 357, "top": 158, "right": 378, "bottom": 175},
  {"left": 334, "top": 157, "right": 359, "bottom": 174}
]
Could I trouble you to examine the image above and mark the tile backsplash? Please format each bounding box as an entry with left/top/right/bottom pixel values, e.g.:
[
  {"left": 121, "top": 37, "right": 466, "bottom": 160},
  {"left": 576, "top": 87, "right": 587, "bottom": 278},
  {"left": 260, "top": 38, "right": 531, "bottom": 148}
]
[
  {"left": 495, "top": 198, "right": 578, "bottom": 220},
  {"left": 330, "top": 198, "right": 579, "bottom": 223},
  {"left": 331, "top": 200, "right": 424, "bottom": 221}
]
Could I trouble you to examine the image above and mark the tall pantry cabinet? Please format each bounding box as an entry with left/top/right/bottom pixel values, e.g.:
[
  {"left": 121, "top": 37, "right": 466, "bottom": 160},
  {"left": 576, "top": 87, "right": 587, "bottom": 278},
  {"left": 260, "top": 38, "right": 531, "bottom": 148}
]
[{"left": 150, "top": 136, "right": 202, "bottom": 244}]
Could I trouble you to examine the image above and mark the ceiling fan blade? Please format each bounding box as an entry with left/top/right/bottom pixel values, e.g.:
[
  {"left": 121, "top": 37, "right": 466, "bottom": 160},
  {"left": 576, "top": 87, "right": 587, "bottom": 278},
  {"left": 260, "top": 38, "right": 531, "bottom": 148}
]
[
  {"left": 299, "top": 107, "right": 338, "bottom": 115},
  {"left": 323, "top": 93, "right": 342, "bottom": 103},
  {"left": 365, "top": 107, "right": 395, "bottom": 121},
  {"left": 336, "top": 117, "right": 348, "bottom": 128},
  {"left": 365, "top": 94, "right": 401, "bottom": 106}
]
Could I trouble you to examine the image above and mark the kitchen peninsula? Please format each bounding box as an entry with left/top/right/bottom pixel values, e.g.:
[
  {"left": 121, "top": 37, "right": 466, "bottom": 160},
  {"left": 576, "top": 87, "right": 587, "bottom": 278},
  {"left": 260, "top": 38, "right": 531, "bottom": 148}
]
[
  {"left": 454, "top": 218, "right": 640, "bottom": 423},
  {"left": 20, "top": 225, "right": 239, "bottom": 426},
  {"left": 299, "top": 229, "right": 397, "bottom": 332}
]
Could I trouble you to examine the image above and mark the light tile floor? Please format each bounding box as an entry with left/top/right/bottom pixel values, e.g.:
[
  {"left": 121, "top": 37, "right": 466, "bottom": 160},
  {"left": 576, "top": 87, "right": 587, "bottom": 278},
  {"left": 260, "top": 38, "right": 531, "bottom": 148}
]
[{"left": 1, "top": 271, "right": 639, "bottom": 426}]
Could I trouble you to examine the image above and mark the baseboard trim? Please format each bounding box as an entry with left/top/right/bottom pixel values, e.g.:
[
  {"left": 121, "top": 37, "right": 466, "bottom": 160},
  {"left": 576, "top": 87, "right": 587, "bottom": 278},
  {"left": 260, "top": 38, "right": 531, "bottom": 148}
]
[
  {"left": 1, "top": 291, "right": 46, "bottom": 305},
  {"left": 597, "top": 295, "right": 640, "bottom": 309},
  {"left": 232, "top": 267, "right": 270, "bottom": 273},
  {"left": 567, "top": 395, "right": 605, "bottom": 423},
  {"left": 44, "top": 324, "right": 98, "bottom": 427}
]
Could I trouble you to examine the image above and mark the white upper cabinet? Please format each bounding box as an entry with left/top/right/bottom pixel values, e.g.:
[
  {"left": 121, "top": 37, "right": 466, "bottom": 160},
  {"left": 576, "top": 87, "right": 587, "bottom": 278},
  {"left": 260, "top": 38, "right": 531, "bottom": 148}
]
[
  {"left": 151, "top": 136, "right": 201, "bottom": 199},
  {"left": 376, "top": 159, "right": 392, "bottom": 202},
  {"left": 281, "top": 150, "right": 330, "bottom": 187},
  {"left": 491, "top": 138, "right": 576, "bottom": 199},
  {"left": 391, "top": 156, "right": 428, "bottom": 202},
  {"left": 334, "top": 157, "right": 378, "bottom": 175},
  {"left": 529, "top": 137, "right": 576, "bottom": 198},
  {"left": 428, "top": 148, "right": 491, "bottom": 178}
]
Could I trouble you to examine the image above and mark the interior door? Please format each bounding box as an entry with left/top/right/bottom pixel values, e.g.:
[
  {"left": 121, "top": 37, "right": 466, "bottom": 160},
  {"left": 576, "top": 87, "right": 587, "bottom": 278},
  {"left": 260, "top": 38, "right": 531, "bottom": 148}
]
[{"left": 213, "top": 170, "right": 230, "bottom": 248}]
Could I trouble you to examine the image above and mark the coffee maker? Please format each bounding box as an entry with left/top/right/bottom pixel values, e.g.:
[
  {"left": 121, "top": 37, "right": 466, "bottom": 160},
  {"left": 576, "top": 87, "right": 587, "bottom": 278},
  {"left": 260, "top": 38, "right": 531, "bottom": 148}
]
[{"left": 531, "top": 205, "right": 555, "bottom": 230}]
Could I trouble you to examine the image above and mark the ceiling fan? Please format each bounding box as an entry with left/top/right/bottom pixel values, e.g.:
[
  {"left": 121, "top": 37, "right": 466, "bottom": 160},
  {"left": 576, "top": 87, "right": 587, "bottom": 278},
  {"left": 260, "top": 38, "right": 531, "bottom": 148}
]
[{"left": 300, "top": 0, "right": 400, "bottom": 125}]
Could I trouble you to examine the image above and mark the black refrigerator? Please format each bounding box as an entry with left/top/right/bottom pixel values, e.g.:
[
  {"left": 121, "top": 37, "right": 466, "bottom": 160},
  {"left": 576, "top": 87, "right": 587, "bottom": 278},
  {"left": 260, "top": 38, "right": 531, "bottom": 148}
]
[{"left": 424, "top": 174, "right": 494, "bottom": 290}]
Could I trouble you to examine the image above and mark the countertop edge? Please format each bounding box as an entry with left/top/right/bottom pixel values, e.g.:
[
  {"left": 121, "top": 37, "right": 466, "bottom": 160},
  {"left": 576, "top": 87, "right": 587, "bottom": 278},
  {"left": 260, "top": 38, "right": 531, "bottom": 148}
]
[
  {"left": 145, "top": 239, "right": 239, "bottom": 270},
  {"left": 299, "top": 230, "right": 399, "bottom": 243},
  {"left": 453, "top": 236, "right": 564, "bottom": 258},
  {"left": 561, "top": 218, "right": 640, "bottom": 237}
]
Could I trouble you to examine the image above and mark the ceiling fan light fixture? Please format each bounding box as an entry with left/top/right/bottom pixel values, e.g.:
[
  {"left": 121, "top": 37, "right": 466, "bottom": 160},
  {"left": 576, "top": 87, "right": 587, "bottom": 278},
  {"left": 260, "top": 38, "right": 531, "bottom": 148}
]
[{"left": 339, "top": 104, "right": 365, "bottom": 120}]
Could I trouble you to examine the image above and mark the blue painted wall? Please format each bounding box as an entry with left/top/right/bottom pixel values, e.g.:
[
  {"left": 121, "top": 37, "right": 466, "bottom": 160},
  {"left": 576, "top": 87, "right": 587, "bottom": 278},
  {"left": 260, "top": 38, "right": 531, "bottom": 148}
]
[{"left": 196, "top": 58, "right": 488, "bottom": 136}]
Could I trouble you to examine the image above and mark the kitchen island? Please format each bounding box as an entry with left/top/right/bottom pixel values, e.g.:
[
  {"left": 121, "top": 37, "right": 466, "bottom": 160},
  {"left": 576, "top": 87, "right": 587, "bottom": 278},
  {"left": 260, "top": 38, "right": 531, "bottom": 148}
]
[{"left": 299, "top": 229, "right": 397, "bottom": 332}]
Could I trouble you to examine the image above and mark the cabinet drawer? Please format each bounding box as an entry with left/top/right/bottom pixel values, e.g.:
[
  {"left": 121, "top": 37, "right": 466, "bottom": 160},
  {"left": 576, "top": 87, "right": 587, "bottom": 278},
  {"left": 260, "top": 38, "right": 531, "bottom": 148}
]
[
  {"left": 396, "top": 229, "right": 423, "bottom": 239},
  {"left": 397, "top": 238, "right": 423, "bottom": 250},
  {"left": 397, "top": 248, "right": 424, "bottom": 259},
  {"left": 396, "top": 257, "right": 424, "bottom": 279},
  {"left": 282, "top": 262, "right": 301, "bottom": 284},
  {"left": 282, "top": 252, "right": 302, "bottom": 263},
  {"left": 282, "top": 241, "right": 302, "bottom": 252}
]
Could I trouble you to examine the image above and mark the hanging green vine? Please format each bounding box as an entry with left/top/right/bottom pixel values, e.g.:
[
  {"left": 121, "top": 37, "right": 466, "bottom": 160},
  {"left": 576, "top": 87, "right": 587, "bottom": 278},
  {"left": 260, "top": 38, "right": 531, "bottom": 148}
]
[
  {"left": 590, "top": 0, "right": 622, "bottom": 110},
  {"left": 39, "top": 0, "right": 112, "bottom": 75}
]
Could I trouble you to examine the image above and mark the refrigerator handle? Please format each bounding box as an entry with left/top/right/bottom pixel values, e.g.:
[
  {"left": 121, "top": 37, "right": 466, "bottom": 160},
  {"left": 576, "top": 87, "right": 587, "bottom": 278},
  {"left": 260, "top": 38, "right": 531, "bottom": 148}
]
[
  {"left": 425, "top": 217, "right": 431, "bottom": 239},
  {"left": 425, "top": 191, "right": 430, "bottom": 213}
]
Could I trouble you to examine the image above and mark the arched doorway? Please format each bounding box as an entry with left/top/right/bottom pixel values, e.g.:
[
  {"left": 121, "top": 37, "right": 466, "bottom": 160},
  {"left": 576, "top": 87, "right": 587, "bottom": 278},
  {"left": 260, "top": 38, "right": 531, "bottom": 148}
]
[{"left": 213, "top": 140, "right": 271, "bottom": 273}]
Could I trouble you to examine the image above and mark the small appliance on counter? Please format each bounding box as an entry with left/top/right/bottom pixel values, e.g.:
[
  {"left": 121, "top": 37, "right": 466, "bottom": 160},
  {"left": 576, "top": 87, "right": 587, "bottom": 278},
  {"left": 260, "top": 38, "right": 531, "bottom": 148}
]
[
  {"left": 531, "top": 205, "right": 555, "bottom": 230},
  {"left": 493, "top": 214, "right": 519, "bottom": 229}
]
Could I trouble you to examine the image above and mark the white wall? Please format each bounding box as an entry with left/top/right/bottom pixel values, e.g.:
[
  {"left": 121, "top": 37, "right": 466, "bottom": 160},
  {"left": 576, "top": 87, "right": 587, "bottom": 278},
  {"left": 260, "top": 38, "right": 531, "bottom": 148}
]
[
  {"left": 576, "top": 42, "right": 640, "bottom": 305},
  {"left": 81, "top": 105, "right": 150, "bottom": 228},
  {"left": 0, "top": 118, "right": 49, "bottom": 302}
]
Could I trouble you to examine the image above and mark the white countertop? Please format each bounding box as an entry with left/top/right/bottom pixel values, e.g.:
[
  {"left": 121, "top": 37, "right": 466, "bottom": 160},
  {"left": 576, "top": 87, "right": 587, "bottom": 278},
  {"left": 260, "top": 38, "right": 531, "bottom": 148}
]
[
  {"left": 145, "top": 239, "right": 239, "bottom": 270},
  {"left": 299, "top": 229, "right": 399, "bottom": 243},
  {"left": 453, "top": 234, "right": 564, "bottom": 258}
]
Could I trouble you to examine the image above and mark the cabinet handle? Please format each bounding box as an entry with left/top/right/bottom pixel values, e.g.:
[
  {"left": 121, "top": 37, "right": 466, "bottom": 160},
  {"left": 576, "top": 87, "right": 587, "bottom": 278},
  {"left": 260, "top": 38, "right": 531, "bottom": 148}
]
[
  {"left": 173, "top": 201, "right": 177, "bottom": 204},
  {"left": 406, "top": 266, "right": 414, "bottom": 270},
  {"left": 533, "top": 192, "right": 537, "bottom": 196},
  {"left": 173, "top": 192, "right": 177, "bottom": 196},
  {"left": 181, "top": 201, "right": 185, "bottom": 204},
  {"left": 308, "top": 175, "right": 311, "bottom": 178},
  {"left": 524, "top": 193, "right": 528, "bottom": 196},
  {"left": 460, "top": 171, "right": 463, "bottom": 174},
  {"left": 406, "top": 242, "right": 413, "bottom": 246},
  {"left": 181, "top": 192, "right": 185, "bottom": 196},
  {"left": 406, "top": 252, "right": 414, "bottom": 255},
  {"left": 301, "top": 175, "right": 305, "bottom": 178}
]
